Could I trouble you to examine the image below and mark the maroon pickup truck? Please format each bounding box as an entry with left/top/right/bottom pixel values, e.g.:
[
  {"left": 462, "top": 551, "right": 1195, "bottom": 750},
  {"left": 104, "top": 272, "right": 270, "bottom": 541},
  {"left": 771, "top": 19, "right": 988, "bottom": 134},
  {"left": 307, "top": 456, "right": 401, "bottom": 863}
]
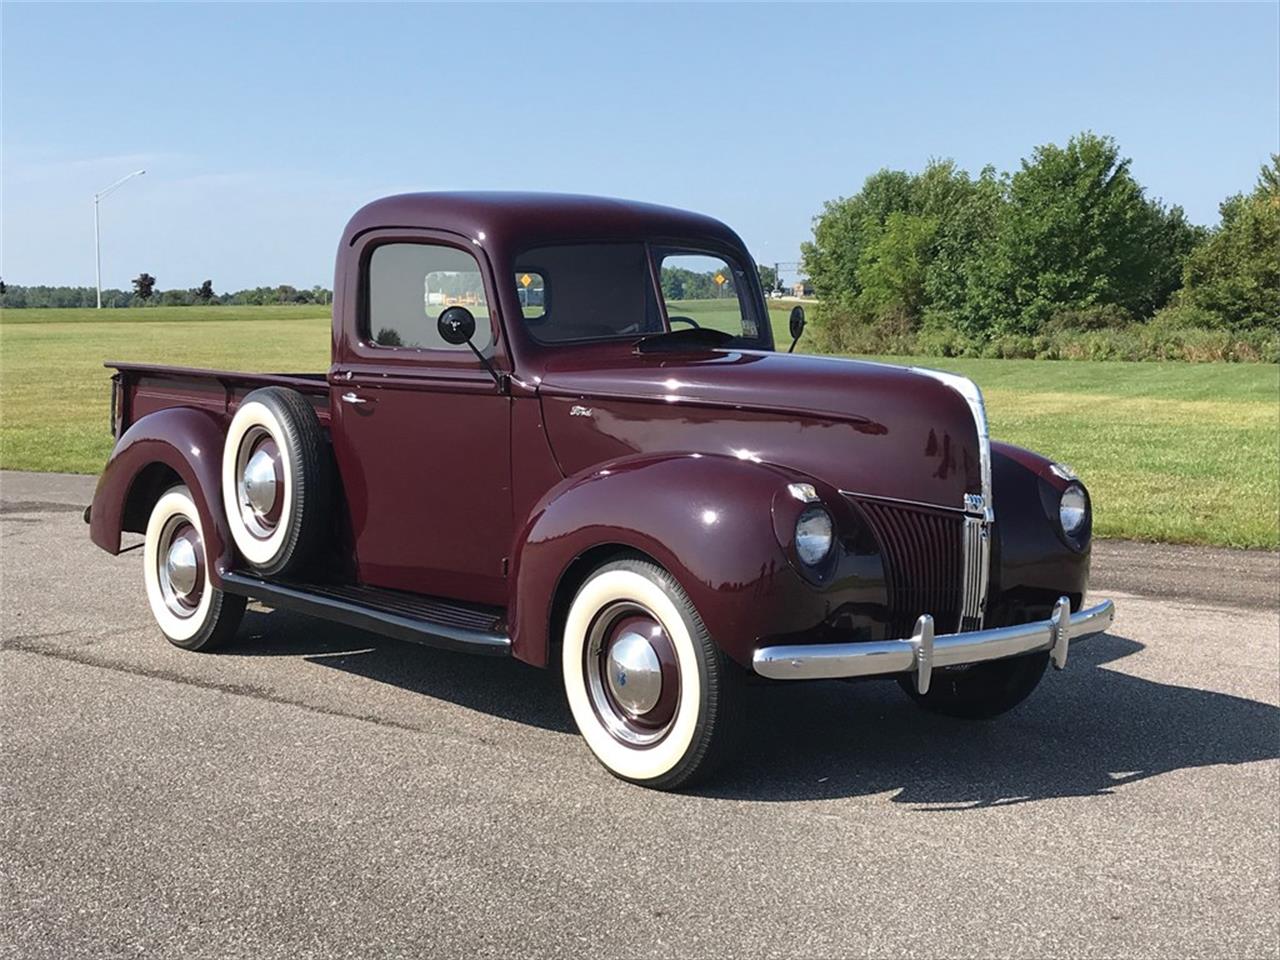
[{"left": 88, "top": 192, "right": 1114, "bottom": 789}]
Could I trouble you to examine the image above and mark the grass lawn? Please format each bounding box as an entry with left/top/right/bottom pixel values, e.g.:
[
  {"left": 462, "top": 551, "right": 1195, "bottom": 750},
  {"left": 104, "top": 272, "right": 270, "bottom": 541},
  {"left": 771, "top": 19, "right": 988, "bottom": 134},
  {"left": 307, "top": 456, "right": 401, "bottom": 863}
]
[
  {"left": 2, "top": 306, "right": 1276, "bottom": 548},
  {"left": 668, "top": 296, "right": 800, "bottom": 341},
  {"left": 1, "top": 308, "right": 333, "bottom": 476},
  {"left": 868, "top": 357, "right": 1279, "bottom": 550}
]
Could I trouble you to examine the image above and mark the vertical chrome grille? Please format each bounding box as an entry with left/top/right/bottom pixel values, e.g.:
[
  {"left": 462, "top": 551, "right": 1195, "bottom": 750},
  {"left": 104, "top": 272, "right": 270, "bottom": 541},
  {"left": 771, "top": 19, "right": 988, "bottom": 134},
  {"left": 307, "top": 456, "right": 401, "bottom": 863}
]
[
  {"left": 960, "top": 514, "right": 991, "bottom": 631},
  {"left": 849, "top": 497, "right": 991, "bottom": 637}
]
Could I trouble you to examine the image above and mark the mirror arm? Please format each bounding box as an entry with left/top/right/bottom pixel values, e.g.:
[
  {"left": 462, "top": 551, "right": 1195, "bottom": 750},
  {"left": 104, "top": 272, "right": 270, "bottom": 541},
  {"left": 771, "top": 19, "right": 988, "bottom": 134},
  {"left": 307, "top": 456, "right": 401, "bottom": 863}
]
[{"left": 465, "top": 341, "right": 508, "bottom": 394}]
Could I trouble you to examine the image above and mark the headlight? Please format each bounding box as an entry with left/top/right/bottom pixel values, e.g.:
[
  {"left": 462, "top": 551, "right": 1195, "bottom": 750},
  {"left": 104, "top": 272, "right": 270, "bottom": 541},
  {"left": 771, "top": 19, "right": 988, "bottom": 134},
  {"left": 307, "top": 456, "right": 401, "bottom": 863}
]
[
  {"left": 795, "top": 506, "right": 834, "bottom": 565},
  {"left": 1059, "top": 483, "right": 1088, "bottom": 538}
]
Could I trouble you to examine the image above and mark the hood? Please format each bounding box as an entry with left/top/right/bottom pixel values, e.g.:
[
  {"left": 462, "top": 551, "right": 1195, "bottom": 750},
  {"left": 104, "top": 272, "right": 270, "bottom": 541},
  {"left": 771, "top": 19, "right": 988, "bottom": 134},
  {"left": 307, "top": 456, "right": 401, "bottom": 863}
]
[{"left": 535, "top": 346, "right": 986, "bottom": 511}]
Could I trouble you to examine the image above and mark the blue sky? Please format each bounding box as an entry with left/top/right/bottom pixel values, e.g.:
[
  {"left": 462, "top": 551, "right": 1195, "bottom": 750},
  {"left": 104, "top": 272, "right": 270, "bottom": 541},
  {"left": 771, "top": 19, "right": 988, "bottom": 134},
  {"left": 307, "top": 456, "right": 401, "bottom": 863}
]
[{"left": 3, "top": 2, "right": 1277, "bottom": 290}]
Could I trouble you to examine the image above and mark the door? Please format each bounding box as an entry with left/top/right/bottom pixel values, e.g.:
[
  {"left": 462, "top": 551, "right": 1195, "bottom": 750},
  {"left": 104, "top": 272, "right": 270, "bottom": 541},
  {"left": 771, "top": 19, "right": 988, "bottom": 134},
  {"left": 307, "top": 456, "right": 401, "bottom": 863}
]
[{"left": 330, "top": 238, "right": 512, "bottom": 606}]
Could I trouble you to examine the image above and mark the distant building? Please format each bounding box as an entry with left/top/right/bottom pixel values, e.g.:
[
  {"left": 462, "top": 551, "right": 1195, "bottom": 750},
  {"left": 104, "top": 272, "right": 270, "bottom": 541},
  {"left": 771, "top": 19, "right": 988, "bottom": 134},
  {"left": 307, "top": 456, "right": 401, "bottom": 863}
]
[{"left": 791, "top": 281, "right": 814, "bottom": 298}]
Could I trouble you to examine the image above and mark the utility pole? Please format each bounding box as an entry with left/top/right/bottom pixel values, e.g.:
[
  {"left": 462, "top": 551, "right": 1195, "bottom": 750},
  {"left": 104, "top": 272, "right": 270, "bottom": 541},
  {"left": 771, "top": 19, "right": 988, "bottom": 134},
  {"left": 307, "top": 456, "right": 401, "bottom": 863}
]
[{"left": 94, "top": 169, "right": 146, "bottom": 308}]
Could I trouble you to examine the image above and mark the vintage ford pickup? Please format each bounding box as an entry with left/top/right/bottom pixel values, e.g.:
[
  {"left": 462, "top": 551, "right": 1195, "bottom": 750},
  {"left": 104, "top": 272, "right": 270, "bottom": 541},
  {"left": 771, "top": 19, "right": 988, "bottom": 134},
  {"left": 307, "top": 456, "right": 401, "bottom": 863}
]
[{"left": 88, "top": 193, "right": 1114, "bottom": 789}]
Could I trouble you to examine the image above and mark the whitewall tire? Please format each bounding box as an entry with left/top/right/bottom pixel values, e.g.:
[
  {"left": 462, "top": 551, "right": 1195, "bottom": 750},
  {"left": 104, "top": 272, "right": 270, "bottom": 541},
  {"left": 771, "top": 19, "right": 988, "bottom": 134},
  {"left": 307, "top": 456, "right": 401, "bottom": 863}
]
[
  {"left": 562, "top": 557, "right": 743, "bottom": 790},
  {"left": 221, "top": 387, "right": 331, "bottom": 578},
  {"left": 143, "top": 486, "right": 245, "bottom": 651}
]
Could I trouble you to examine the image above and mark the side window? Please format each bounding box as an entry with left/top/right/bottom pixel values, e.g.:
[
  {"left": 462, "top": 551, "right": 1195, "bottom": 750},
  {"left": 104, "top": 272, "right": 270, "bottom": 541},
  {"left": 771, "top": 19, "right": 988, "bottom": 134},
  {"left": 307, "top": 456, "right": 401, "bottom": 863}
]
[
  {"left": 657, "top": 251, "right": 759, "bottom": 340},
  {"left": 367, "top": 243, "right": 493, "bottom": 352}
]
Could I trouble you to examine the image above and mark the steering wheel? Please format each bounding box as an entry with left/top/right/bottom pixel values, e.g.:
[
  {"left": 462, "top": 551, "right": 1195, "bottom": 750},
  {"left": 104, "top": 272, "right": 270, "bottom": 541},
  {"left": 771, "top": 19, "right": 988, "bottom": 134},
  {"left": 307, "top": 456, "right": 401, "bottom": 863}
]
[{"left": 667, "top": 316, "right": 700, "bottom": 330}]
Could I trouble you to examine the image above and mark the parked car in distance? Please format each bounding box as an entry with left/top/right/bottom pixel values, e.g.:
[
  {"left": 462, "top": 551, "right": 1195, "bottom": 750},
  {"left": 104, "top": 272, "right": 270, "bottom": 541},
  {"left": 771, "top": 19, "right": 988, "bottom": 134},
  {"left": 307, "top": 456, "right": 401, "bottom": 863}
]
[{"left": 88, "top": 192, "right": 1114, "bottom": 790}]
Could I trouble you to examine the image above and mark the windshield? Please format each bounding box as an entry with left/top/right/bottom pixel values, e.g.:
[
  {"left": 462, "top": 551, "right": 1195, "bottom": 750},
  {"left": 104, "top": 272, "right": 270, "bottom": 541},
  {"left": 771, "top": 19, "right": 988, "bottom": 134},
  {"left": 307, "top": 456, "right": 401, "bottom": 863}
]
[{"left": 513, "top": 242, "right": 770, "bottom": 348}]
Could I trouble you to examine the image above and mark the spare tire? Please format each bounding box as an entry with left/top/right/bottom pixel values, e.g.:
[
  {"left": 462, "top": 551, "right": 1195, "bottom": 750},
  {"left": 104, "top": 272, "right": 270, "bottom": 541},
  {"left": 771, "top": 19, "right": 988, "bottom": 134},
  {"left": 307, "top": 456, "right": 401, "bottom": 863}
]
[{"left": 221, "top": 386, "right": 332, "bottom": 578}]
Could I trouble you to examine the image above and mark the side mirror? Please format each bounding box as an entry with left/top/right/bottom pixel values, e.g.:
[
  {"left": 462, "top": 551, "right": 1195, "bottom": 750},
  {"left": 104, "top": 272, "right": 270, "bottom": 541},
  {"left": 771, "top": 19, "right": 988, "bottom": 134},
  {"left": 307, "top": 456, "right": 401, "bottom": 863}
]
[
  {"left": 438, "top": 306, "right": 476, "bottom": 345},
  {"left": 787, "top": 305, "right": 806, "bottom": 354},
  {"left": 437, "top": 306, "right": 504, "bottom": 391}
]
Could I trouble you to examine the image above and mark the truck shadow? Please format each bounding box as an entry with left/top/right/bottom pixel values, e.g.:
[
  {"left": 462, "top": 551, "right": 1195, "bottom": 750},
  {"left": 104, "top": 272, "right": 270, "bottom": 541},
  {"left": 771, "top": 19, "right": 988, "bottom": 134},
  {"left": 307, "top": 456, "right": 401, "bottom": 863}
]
[
  {"left": 230, "top": 607, "right": 573, "bottom": 734},
  {"left": 703, "top": 631, "right": 1280, "bottom": 805},
  {"left": 227, "top": 610, "right": 1279, "bottom": 806}
]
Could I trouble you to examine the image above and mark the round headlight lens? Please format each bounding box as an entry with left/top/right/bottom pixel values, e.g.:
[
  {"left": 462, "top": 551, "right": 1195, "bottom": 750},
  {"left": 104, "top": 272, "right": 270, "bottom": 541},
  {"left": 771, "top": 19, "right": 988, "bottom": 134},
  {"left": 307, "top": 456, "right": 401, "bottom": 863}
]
[
  {"left": 1059, "top": 483, "right": 1088, "bottom": 538},
  {"left": 795, "top": 506, "right": 834, "bottom": 566}
]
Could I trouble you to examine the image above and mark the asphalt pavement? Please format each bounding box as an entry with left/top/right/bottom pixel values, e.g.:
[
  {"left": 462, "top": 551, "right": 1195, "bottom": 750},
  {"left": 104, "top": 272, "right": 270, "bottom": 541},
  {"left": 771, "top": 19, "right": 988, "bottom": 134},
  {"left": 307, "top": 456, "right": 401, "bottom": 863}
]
[{"left": 2, "top": 470, "right": 1277, "bottom": 959}]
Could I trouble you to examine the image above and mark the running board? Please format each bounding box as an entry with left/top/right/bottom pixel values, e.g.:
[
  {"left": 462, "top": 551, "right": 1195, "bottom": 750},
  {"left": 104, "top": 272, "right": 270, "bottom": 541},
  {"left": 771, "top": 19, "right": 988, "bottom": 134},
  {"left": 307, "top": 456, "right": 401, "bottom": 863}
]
[{"left": 220, "top": 571, "right": 511, "bottom": 657}]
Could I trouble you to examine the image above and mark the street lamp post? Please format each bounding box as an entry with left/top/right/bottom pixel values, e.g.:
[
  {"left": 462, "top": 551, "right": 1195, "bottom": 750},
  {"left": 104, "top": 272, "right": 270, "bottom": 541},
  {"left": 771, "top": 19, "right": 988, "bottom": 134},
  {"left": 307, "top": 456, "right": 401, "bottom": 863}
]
[{"left": 94, "top": 169, "right": 146, "bottom": 308}]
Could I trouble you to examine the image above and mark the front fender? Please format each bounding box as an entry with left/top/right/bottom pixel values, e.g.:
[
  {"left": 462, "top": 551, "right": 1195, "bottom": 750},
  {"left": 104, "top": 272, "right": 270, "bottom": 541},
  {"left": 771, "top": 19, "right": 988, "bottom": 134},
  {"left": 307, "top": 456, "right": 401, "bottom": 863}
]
[
  {"left": 89, "top": 407, "right": 233, "bottom": 586},
  {"left": 988, "top": 441, "right": 1092, "bottom": 621},
  {"left": 507, "top": 452, "right": 885, "bottom": 668}
]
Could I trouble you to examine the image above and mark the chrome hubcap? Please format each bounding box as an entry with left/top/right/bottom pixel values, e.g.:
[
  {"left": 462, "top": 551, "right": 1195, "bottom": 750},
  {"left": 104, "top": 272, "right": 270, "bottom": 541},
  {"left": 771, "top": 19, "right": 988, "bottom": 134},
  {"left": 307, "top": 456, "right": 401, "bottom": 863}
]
[
  {"left": 165, "top": 537, "right": 199, "bottom": 597},
  {"left": 156, "top": 517, "right": 203, "bottom": 618},
  {"left": 235, "top": 428, "right": 282, "bottom": 539},
  {"left": 585, "top": 603, "right": 680, "bottom": 747},
  {"left": 605, "top": 630, "right": 662, "bottom": 715},
  {"left": 242, "top": 447, "right": 278, "bottom": 518}
]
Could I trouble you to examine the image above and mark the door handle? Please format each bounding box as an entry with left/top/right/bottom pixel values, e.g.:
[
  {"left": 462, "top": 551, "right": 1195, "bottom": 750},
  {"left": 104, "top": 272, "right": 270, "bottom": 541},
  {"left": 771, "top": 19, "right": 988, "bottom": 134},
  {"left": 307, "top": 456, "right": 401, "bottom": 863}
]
[{"left": 340, "top": 391, "right": 368, "bottom": 405}]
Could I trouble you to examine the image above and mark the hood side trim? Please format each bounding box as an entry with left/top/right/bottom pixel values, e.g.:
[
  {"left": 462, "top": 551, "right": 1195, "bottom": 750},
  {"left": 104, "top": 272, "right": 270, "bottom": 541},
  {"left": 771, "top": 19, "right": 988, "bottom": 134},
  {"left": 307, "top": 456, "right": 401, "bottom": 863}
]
[
  {"left": 908, "top": 366, "right": 993, "bottom": 628},
  {"left": 909, "top": 366, "right": 993, "bottom": 520}
]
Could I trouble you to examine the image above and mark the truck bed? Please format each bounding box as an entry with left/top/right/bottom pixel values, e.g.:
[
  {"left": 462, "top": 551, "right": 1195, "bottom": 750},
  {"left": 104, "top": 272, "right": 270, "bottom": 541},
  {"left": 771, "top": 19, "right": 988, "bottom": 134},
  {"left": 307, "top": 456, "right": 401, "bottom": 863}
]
[{"left": 108, "top": 361, "right": 331, "bottom": 435}]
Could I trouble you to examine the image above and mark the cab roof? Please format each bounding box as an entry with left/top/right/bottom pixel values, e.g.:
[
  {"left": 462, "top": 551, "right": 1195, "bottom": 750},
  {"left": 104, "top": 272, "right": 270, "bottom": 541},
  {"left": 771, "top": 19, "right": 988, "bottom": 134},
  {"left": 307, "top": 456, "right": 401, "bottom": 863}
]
[{"left": 340, "top": 191, "right": 746, "bottom": 255}]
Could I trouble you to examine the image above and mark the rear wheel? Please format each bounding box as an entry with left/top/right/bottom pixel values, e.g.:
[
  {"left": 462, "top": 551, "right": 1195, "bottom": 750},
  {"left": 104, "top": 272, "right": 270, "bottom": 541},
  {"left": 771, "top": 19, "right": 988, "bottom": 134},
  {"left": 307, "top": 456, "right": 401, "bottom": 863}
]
[
  {"left": 143, "top": 486, "right": 245, "bottom": 651},
  {"left": 898, "top": 651, "right": 1049, "bottom": 719},
  {"left": 561, "top": 558, "right": 743, "bottom": 790}
]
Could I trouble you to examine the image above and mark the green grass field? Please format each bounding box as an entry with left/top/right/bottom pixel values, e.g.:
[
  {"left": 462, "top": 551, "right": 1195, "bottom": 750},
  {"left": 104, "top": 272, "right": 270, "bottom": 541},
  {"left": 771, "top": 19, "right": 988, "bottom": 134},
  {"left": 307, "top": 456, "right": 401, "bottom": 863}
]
[
  {"left": 2, "top": 305, "right": 1276, "bottom": 548},
  {"left": 875, "top": 357, "right": 1279, "bottom": 549},
  {"left": 1, "top": 307, "right": 334, "bottom": 476}
]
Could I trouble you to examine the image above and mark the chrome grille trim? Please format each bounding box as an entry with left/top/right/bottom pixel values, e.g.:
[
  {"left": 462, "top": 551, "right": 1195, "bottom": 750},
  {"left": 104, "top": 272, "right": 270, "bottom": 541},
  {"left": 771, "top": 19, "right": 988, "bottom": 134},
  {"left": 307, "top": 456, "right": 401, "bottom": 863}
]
[{"left": 960, "top": 515, "right": 991, "bottom": 629}]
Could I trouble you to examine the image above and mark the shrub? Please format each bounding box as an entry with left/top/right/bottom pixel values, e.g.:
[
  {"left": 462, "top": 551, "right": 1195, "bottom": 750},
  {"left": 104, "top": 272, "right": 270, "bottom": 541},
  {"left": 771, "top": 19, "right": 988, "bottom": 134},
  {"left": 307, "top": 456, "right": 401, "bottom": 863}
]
[
  {"left": 810, "top": 305, "right": 1277, "bottom": 363},
  {"left": 984, "top": 334, "right": 1037, "bottom": 359},
  {"left": 1149, "top": 302, "right": 1221, "bottom": 330},
  {"left": 915, "top": 321, "right": 968, "bottom": 358},
  {"left": 1044, "top": 304, "right": 1133, "bottom": 333},
  {"left": 811, "top": 303, "right": 916, "bottom": 355}
]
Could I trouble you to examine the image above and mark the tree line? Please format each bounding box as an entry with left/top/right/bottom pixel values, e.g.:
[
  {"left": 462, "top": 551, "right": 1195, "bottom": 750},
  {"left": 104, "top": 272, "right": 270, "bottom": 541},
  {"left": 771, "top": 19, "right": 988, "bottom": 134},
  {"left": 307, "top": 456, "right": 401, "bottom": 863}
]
[
  {"left": 0, "top": 278, "right": 333, "bottom": 309},
  {"left": 661, "top": 266, "right": 738, "bottom": 300},
  {"left": 801, "top": 133, "right": 1279, "bottom": 361}
]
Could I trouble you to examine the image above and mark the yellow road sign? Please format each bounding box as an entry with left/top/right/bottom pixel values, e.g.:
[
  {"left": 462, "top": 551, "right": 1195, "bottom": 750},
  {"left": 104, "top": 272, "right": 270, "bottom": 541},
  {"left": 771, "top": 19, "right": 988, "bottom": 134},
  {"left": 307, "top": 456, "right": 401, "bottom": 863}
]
[
  {"left": 520, "top": 273, "right": 533, "bottom": 288},
  {"left": 714, "top": 273, "right": 726, "bottom": 286}
]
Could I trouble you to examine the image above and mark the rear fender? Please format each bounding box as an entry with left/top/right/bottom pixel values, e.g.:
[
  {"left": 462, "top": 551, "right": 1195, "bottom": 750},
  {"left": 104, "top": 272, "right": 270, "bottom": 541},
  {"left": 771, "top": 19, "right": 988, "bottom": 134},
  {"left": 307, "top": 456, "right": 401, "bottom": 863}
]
[
  {"left": 508, "top": 452, "right": 843, "bottom": 669},
  {"left": 89, "top": 407, "right": 233, "bottom": 585}
]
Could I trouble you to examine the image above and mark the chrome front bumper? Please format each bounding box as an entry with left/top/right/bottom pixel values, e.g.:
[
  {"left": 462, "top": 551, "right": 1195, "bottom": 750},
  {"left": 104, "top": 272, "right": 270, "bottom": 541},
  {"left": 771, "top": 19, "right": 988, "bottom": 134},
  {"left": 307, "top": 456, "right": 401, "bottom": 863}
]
[{"left": 752, "top": 597, "right": 1116, "bottom": 694}]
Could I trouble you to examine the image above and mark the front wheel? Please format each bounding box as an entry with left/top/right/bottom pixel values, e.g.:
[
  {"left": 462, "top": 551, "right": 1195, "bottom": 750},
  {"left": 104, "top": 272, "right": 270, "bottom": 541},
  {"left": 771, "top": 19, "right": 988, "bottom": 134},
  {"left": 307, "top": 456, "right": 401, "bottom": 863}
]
[
  {"left": 143, "top": 486, "right": 245, "bottom": 651},
  {"left": 897, "top": 651, "right": 1049, "bottom": 719},
  {"left": 561, "top": 558, "right": 742, "bottom": 790}
]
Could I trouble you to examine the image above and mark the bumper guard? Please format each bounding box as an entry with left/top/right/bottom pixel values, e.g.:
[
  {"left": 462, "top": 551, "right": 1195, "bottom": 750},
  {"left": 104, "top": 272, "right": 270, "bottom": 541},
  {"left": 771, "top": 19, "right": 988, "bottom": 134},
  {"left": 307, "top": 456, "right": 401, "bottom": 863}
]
[{"left": 752, "top": 597, "right": 1116, "bottom": 694}]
